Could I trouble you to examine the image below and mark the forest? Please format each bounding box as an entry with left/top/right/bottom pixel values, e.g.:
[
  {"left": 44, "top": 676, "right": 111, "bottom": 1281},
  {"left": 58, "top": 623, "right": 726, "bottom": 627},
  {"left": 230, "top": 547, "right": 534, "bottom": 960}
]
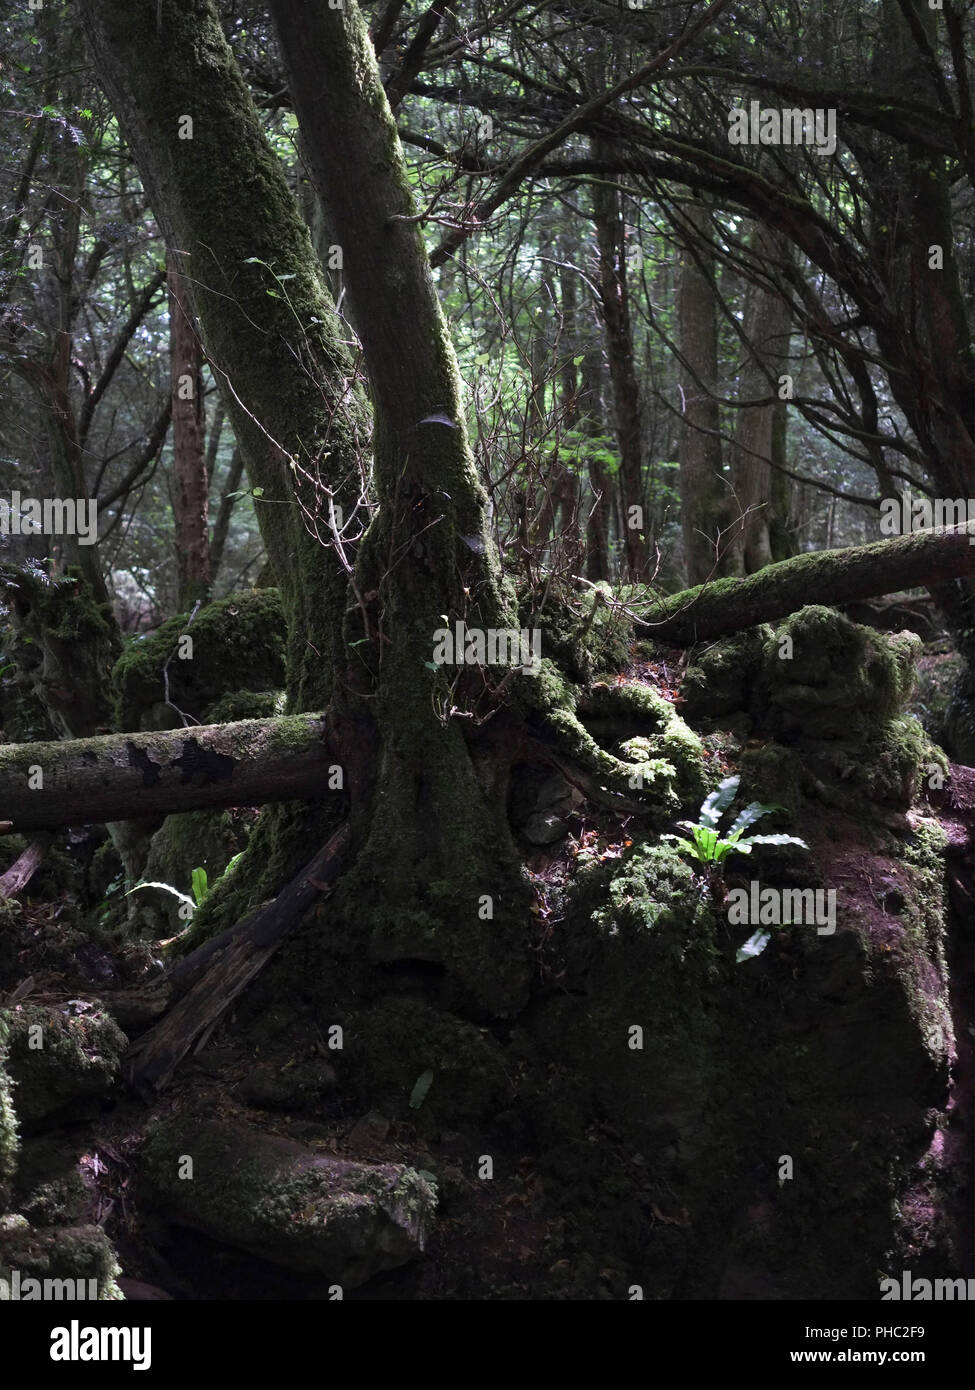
[{"left": 0, "top": 0, "right": 974, "bottom": 1327}]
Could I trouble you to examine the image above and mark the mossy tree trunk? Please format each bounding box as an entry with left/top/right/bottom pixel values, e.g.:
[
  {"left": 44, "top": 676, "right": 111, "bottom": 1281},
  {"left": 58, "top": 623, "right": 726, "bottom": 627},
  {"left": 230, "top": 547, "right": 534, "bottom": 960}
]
[
  {"left": 81, "top": 0, "right": 370, "bottom": 716},
  {"left": 167, "top": 254, "right": 211, "bottom": 609},
  {"left": 269, "top": 0, "right": 533, "bottom": 1012},
  {"left": 83, "top": 0, "right": 536, "bottom": 1014},
  {"left": 676, "top": 200, "right": 741, "bottom": 585}
]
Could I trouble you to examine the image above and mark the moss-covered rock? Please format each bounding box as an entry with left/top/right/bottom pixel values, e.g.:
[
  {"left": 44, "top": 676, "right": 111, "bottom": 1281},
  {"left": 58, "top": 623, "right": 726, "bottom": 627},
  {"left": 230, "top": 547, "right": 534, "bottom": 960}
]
[
  {"left": 680, "top": 625, "right": 774, "bottom": 723},
  {"left": 581, "top": 680, "right": 708, "bottom": 807},
  {"left": 204, "top": 689, "right": 282, "bottom": 723},
  {"left": 759, "top": 606, "right": 920, "bottom": 741},
  {"left": 140, "top": 1116, "right": 436, "bottom": 1286},
  {"left": 111, "top": 590, "right": 286, "bottom": 730},
  {"left": 4, "top": 1005, "right": 126, "bottom": 1134},
  {"left": 0, "top": 1220, "right": 123, "bottom": 1299}
]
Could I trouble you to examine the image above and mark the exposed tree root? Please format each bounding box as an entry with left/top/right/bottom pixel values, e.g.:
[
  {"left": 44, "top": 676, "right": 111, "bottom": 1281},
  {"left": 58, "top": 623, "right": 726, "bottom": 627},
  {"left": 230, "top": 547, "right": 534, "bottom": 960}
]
[{"left": 122, "top": 823, "right": 350, "bottom": 1092}]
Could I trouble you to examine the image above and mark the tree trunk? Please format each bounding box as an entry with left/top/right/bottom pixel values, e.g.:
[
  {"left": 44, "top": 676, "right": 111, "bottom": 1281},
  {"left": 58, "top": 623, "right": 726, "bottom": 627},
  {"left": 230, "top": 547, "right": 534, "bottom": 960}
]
[
  {"left": 168, "top": 254, "right": 211, "bottom": 608},
  {"left": 269, "top": 0, "right": 532, "bottom": 1014},
  {"left": 731, "top": 226, "right": 794, "bottom": 574},
  {"left": 0, "top": 716, "right": 335, "bottom": 832},
  {"left": 81, "top": 0, "right": 370, "bottom": 716},
  {"left": 639, "top": 522, "right": 975, "bottom": 645},
  {"left": 591, "top": 139, "right": 648, "bottom": 580},
  {"left": 676, "top": 200, "right": 740, "bottom": 585}
]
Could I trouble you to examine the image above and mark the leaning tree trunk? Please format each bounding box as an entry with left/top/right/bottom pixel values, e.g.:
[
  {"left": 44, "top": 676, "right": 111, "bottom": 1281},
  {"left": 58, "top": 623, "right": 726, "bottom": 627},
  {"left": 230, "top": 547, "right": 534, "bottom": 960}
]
[
  {"left": 81, "top": 0, "right": 369, "bottom": 718},
  {"left": 269, "top": 0, "right": 534, "bottom": 1014}
]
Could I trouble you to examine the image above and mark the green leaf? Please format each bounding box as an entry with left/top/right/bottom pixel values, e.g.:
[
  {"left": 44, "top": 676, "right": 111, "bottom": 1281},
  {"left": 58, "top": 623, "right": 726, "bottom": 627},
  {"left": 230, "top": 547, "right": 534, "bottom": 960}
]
[
  {"left": 699, "top": 775, "right": 740, "bottom": 828},
  {"left": 736, "top": 930, "right": 771, "bottom": 963},
  {"left": 251, "top": 487, "right": 264, "bottom": 498},
  {"left": 736, "top": 833, "right": 808, "bottom": 850},
  {"left": 660, "top": 834, "right": 697, "bottom": 856},
  {"left": 191, "top": 866, "right": 209, "bottom": 906},
  {"left": 409, "top": 1069, "right": 434, "bottom": 1109},
  {"left": 692, "top": 825, "right": 719, "bottom": 861},
  {"left": 124, "top": 881, "right": 195, "bottom": 910},
  {"left": 726, "top": 800, "right": 783, "bottom": 838}
]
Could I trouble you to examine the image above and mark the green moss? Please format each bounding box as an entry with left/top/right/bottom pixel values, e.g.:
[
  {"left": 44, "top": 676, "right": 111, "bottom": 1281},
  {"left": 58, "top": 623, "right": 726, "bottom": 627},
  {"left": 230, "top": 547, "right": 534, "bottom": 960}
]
[
  {"left": 20, "top": 1170, "right": 88, "bottom": 1227},
  {"left": 759, "top": 606, "right": 922, "bottom": 741},
  {"left": 140, "top": 1115, "right": 437, "bottom": 1283},
  {"left": 582, "top": 681, "right": 708, "bottom": 806},
  {"left": 111, "top": 590, "right": 286, "bottom": 730},
  {"left": 0, "top": 1011, "right": 17, "bottom": 1194},
  {"left": 0, "top": 1221, "right": 123, "bottom": 1299},
  {"left": 204, "top": 689, "right": 282, "bottom": 723},
  {"left": 140, "top": 809, "right": 243, "bottom": 932},
  {"left": 4, "top": 1006, "right": 126, "bottom": 1133},
  {"left": 680, "top": 625, "right": 774, "bottom": 723},
  {"left": 524, "top": 581, "right": 633, "bottom": 685}
]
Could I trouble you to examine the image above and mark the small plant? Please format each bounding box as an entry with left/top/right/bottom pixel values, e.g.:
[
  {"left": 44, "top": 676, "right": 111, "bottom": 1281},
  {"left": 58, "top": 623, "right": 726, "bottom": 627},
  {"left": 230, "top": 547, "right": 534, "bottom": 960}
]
[{"left": 663, "top": 775, "right": 807, "bottom": 865}]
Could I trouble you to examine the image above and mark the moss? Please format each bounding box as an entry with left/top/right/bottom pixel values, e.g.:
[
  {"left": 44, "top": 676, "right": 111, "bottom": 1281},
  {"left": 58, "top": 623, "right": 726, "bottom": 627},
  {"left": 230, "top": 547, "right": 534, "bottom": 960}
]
[
  {"left": 140, "top": 1115, "right": 436, "bottom": 1284},
  {"left": 345, "top": 998, "right": 509, "bottom": 1120},
  {"left": 111, "top": 590, "right": 286, "bottom": 730},
  {"left": 4, "top": 1005, "right": 126, "bottom": 1133},
  {"left": 0, "top": 1011, "right": 17, "bottom": 1195},
  {"left": 680, "top": 625, "right": 774, "bottom": 723},
  {"left": 581, "top": 681, "right": 708, "bottom": 807},
  {"left": 759, "top": 606, "right": 922, "bottom": 741},
  {"left": 204, "top": 689, "right": 282, "bottom": 723},
  {"left": 0, "top": 1221, "right": 123, "bottom": 1299},
  {"left": 523, "top": 581, "right": 633, "bottom": 685},
  {"left": 19, "top": 1170, "right": 88, "bottom": 1227},
  {"left": 140, "top": 809, "right": 244, "bottom": 933}
]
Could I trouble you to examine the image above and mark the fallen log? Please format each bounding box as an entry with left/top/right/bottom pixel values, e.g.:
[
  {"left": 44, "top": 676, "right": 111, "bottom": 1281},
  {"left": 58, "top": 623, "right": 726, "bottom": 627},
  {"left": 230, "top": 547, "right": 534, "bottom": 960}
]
[
  {"left": 0, "top": 837, "right": 50, "bottom": 897},
  {"left": 637, "top": 523, "right": 975, "bottom": 645},
  {"left": 0, "top": 715, "right": 339, "bottom": 832}
]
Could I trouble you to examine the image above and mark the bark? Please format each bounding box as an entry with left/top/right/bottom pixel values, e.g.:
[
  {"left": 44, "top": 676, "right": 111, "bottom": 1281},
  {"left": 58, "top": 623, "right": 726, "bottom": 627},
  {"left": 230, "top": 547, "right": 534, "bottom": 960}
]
[
  {"left": 0, "top": 839, "right": 49, "bottom": 898},
  {"left": 270, "top": 0, "right": 532, "bottom": 1014},
  {"left": 731, "top": 226, "right": 794, "bottom": 574},
  {"left": 591, "top": 140, "right": 648, "bottom": 580},
  {"left": 676, "top": 201, "right": 741, "bottom": 585},
  {"left": 168, "top": 254, "right": 211, "bottom": 608},
  {"left": 81, "top": 0, "right": 371, "bottom": 713},
  {"left": 0, "top": 716, "right": 334, "bottom": 833},
  {"left": 639, "top": 523, "right": 975, "bottom": 646}
]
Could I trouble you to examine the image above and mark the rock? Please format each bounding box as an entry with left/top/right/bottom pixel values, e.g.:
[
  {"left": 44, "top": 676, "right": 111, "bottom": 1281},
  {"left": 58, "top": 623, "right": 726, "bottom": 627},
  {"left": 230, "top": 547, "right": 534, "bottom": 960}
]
[
  {"left": 4, "top": 1005, "right": 126, "bottom": 1133},
  {"left": 346, "top": 1110, "right": 391, "bottom": 1148},
  {"left": 141, "top": 1117, "right": 437, "bottom": 1287},
  {"left": 524, "top": 811, "right": 569, "bottom": 845},
  {"left": 0, "top": 1221, "right": 124, "bottom": 1299},
  {"left": 238, "top": 1060, "right": 338, "bottom": 1112},
  {"left": 535, "top": 774, "right": 572, "bottom": 809}
]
